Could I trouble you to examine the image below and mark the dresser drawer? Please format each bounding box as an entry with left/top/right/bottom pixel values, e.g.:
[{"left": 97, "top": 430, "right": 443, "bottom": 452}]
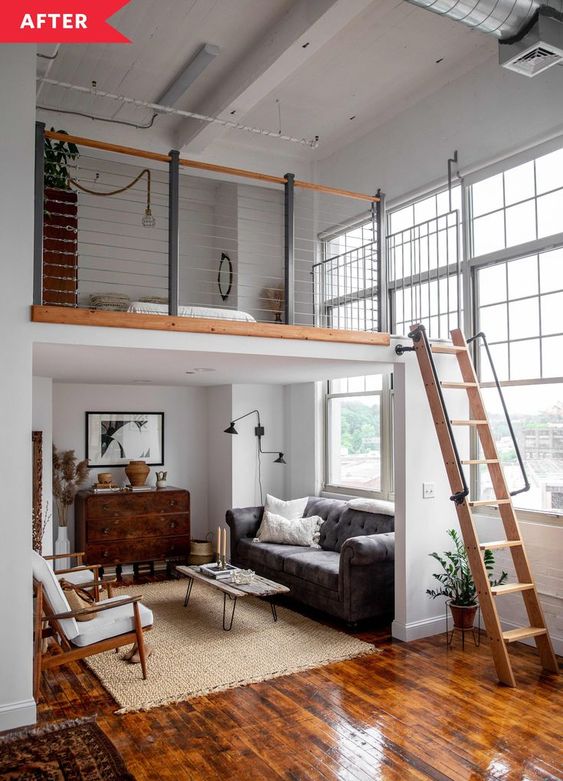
[
  {"left": 86, "top": 535, "right": 189, "bottom": 566},
  {"left": 87, "top": 512, "right": 189, "bottom": 542},
  {"left": 85, "top": 490, "right": 189, "bottom": 520}
]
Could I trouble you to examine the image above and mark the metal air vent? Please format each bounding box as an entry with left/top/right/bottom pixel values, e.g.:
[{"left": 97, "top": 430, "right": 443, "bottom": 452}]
[{"left": 500, "top": 10, "right": 563, "bottom": 76}]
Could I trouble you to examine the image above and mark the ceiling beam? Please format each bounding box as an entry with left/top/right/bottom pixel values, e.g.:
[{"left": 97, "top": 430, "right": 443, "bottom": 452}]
[{"left": 175, "top": 0, "right": 374, "bottom": 154}]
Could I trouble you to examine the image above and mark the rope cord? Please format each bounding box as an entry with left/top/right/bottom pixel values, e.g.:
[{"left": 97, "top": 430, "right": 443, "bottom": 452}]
[{"left": 69, "top": 168, "right": 152, "bottom": 207}]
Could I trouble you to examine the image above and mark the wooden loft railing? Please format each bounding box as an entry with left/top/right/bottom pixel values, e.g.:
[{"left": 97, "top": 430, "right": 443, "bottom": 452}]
[{"left": 33, "top": 126, "right": 388, "bottom": 344}]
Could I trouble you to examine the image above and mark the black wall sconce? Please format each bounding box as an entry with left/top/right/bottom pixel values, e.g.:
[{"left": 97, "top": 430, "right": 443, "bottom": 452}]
[{"left": 224, "top": 409, "right": 286, "bottom": 464}]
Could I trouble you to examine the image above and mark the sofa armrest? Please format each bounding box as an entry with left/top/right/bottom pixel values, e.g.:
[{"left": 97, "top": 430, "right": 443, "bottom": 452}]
[
  {"left": 226, "top": 506, "right": 264, "bottom": 558},
  {"left": 340, "top": 532, "right": 394, "bottom": 567}
]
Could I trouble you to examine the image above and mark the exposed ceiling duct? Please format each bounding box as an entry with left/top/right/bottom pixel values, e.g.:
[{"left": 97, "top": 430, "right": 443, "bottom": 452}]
[{"left": 404, "top": 0, "right": 563, "bottom": 76}]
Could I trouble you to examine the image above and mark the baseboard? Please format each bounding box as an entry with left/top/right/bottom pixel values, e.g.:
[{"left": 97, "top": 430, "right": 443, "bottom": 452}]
[
  {"left": 392, "top": 614, "right": 446, "bottom": 642},
  {"left": 0, "top": 699, "right": 36, "bottom": 732},
  {"left": 501, "top": 618, "right": 563, "bottom": 657}
]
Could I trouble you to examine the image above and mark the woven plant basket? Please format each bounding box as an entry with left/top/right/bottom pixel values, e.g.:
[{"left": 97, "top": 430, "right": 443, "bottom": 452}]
[{"left": 188, "top": 538, "right": 214, "bottom": 565}]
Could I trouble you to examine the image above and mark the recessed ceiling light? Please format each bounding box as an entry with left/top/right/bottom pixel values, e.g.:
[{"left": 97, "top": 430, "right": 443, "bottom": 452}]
[
  {"left": 302, "top": 42, "right": 310, "bottom": 48},
  {"left": 185, "top": 371, "right": 195, "bottom": 375},
  {"left": 230, "top": 109, "right": 236, "bottom": 115},
  {"left": 435, "top": 57, "right": 444, "bottom": 64},
  {"left": 193, "top": 367, "right": 215, "bottom": 372},
  {"left": 132, "top": 379, "right": 153, "bottom": 384},
  {"left": 349, "top": 115, "right": 356, "bottom": 120}
]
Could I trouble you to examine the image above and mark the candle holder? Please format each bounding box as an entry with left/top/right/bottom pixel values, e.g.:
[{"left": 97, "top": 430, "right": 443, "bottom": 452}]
[{"left": 217, "top": 553, "right": 228, "bottom": 570}]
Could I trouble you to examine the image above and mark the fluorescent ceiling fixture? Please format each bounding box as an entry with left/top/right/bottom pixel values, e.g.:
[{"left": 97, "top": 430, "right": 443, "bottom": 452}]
[{"left": 157, "top": 43, "right": 220, "bottom": 107}]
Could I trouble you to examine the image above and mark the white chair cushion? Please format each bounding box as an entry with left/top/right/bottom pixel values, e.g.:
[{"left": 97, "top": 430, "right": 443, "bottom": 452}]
[
  {"left": 57, "top": 568, "right": 95, "bottom": 586},
  {"left": 31, "top": 550, "right": 79, "bottom": 640},
  {"left": 71, "top": 595, "right": 153, "bottom": 647}
]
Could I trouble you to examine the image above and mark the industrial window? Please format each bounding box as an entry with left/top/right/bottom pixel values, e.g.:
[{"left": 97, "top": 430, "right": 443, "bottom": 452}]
[
  {"left": 471, "top": 145, "right": 563, "bottom": 515},
  {"left": 324, "top": 374, "right": 393, "bottom": 498}
]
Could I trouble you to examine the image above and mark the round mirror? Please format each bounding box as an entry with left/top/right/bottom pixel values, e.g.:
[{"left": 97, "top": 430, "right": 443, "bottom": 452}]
[{"left": 217, "top": 252, "right": 233, "bottom": 301}]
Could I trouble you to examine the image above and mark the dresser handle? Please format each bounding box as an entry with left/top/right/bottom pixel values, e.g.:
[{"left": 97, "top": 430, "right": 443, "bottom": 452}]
[
  {"left": 103, "top": 550, "right": 109, "bottom": 559},
  {"left": 102, "top": 504, "right": 109, "bottom": 511},
  {"left": 170, "top": 521, "right": 176, "bottom": 529},
  {"left": 103, "top": 527, "right": 110, "bottom": 535},
  {"left": 169, "top": 500, "right": 176, "bottom": 507}
]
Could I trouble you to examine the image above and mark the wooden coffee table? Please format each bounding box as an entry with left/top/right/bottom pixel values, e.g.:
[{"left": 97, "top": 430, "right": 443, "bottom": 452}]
[{"left": 176, "top": 565, "right": 290, "bottom": 631}]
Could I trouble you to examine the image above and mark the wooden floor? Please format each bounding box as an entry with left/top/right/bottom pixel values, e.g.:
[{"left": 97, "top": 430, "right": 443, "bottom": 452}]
[{"left": 36, "top": 592, "right": 561, "bottom": 781}]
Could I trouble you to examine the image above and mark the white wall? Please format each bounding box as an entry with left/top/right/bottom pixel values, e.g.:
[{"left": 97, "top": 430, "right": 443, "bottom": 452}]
[
  {"left": 317, "top": 56, "right": 563, "bottom": 203},
  {"left": 392, "top": 355, "right": 469, "bottom": 641},
  {"left": 0, "top": 45, "right": 36, "bottom": 730},
  {"left": 284, "top": 382, "right": 321, "bottom": 499},
  {"left": 231, "top": 384, "right": 286, "bottom": 507},
  {"left": 32, "top": 377, "right": 53, "bottom": 555},
  {"left": 52, "top": 384, "right": 209, "bottom": 539},
  {"left": 206, "top": 386, "right": 234, "bottom": 541},
  {"left": 237, "top": 185, "right": 284, "bottom": 321}
]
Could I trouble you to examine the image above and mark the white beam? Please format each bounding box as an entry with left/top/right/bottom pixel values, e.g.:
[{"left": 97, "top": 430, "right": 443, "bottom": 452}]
[{"left": 176, "top": 0, "right": 374, "bottom": 154}]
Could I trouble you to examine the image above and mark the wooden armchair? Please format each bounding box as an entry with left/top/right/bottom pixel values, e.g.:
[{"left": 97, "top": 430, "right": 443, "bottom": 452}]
[
  {"left": 44, "top": 551, "right": 113, "bottom": 600},
  {"left": 32, "top": 551, "right": 153, "bottom": 701}
]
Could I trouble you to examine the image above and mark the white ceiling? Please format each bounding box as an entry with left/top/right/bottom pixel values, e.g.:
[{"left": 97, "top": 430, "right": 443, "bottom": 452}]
[
  {"left": 33, "top": 343, "right": 391, "bottom": 386},
  {"left": 36, "top": 0, "right": 496, "bottom": 160}
]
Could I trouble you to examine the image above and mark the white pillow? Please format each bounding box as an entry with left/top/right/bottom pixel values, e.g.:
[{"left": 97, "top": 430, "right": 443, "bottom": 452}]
[
  {"left": 347, "top": 497, "right": 395, "bottom": 516},
  {"left": 264, "top": 493, "right": 308, "bottom": 520},
  {"left": 256, "top": 510, "right": 322, "bottom": 547}
]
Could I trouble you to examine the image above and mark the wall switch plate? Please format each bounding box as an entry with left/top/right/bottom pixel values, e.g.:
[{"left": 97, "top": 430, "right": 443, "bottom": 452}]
[{"left": 423, "top": 482, "right": 435, "bottom": 499}]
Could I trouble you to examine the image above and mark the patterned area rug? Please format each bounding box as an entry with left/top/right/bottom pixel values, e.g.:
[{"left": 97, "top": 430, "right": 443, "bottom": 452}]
[
  {"left": 0, "top": 718, "right": 134, "bottom": 780},
  {"left": 86, "top": 579, "right": 376, "bottom": 713}
]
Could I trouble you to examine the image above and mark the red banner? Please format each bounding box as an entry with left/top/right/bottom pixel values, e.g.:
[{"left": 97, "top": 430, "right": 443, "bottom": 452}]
[{"left": 1, "top": 1, "right": 131, "bottom": 43}]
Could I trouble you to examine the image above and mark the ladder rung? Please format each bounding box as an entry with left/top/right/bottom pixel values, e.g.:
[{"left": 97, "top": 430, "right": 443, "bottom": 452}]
[
  {"left": 431, "top": 344, "right": 467, "bottom": 354},
  {"left": 461, "top": 459, "right": 499, "bottom": 465},
  {"left": 451, "top": 419, "right": 488, "bottom": 426},
  {"left": 468, "top": 499, "right": 511, "bottom": 506},
  {"left": 491, "top": 583, "right": 535, "bottom": 596},
  {"left": 503, "top": 627, "right": 547, "bottom": 643},
  {"left": 479, "top": 540, "right": 522, "bottom": 550},
  {"left": 441, "top": 381, "right": 478, "bottom": 389}
]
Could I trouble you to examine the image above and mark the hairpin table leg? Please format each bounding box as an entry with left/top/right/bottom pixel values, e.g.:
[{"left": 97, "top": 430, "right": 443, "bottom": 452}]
[
  {"left": 269, "top": 598, "right": 278, "bottom": 622},
  {"left": 183, "top": 577, "right": 194, "bottom": 607},
  {"left": 223, "top": 593, "right": 237, "bottom": 631}
]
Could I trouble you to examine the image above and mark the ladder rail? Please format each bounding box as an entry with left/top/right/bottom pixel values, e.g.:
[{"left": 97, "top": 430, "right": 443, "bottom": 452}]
[
  {"left": 466, "top": 332, "right": 530, "bottom": 498},
  {"left": 408, "top": 324, "right": 469, "bottom": 506}
]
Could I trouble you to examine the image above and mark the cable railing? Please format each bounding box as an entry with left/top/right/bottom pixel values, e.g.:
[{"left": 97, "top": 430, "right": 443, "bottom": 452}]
[{"left": 34, "top": 125, "right": 385, "bottom": 334}]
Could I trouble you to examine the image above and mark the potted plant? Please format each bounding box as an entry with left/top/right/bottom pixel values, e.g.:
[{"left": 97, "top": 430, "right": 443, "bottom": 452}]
[
  {"left": 427, "top": 529, "right": 508, "bottom": 629},
  {"left": 43, "top": 129, "right": 80, "bottom": 307}
]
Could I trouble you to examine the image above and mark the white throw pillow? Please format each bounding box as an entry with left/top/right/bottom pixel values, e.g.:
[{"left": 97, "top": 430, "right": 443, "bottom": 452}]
[
  {"left": 256, "top": 510, "right": 322, "bottom": 547},
  {"left": 264, "top": 493, "right": 308, "bottom": 520},
  {"left": 347, "top": 497, "right": 395, "bottom": 516}
]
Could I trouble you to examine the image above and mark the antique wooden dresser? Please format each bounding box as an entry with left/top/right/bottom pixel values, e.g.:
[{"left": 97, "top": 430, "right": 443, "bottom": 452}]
[{"left": 75, "top": 486, "right": 190, "bottom": 572}]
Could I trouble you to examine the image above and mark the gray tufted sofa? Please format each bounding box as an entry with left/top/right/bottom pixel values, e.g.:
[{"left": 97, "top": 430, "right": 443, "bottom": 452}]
[{"left": 226, "top": 496, "right": 394, "bottom": 624}]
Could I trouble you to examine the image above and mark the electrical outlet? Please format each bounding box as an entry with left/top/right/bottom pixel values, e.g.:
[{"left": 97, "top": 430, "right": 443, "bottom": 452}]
[{"left": 423, "top": 482, "right": 435, "bottom": 499}]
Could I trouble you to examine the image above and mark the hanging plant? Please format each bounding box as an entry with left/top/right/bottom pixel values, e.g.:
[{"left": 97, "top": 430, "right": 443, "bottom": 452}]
[{"left": 44, "top": 128, "right": 79, "bottom": 190}]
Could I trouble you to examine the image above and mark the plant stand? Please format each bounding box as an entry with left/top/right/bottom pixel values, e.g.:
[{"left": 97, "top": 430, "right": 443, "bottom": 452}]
[{"left": 446, "top": 602, "right": 481, "bottom": 650}]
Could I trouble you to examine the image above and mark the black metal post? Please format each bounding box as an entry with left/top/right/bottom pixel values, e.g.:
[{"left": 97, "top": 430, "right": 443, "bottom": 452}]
[
  {"left": 33, "top": 121, "right": 46, "bottom": 306},
  {"left": 168, "top": 149, "right": 180, "bottom": 317},
  {"left": 284, "top": 173, "right": 295, "bottom": 325},
  {"left": 376, "top": 189, "right": 387, "bottom": 333}
]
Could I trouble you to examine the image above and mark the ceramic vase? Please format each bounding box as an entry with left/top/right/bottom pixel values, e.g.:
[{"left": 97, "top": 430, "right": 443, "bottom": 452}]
[
  {"left": 125, "top": 460, "right": 150, "bottom": 486},
  {"left": 55, "top": 525, "right": 71, "bottom": 570}
]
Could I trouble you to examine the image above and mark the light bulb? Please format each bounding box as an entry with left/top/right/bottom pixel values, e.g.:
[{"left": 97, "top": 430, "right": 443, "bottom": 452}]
[{"left": 142, "top": 207, "right": 156, "bottom": 228}]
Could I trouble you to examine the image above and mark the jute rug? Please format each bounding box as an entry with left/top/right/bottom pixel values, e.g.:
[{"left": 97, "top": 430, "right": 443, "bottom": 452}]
[
  {"left": 86, "top": 579, "right": 375, "bottom": 713},
  {"left": 0, "top": 717, "right": 134, "bottom": 780}
]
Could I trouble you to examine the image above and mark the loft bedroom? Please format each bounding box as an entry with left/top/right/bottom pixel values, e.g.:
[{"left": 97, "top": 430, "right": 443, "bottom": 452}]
[{"left": 32, "top": 127, "right": 389, "bottom": 346}]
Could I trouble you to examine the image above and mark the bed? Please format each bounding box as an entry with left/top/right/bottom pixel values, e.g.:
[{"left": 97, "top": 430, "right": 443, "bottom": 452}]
[{"left": 128, "top": 301, "right": 256, "bottom": 322}]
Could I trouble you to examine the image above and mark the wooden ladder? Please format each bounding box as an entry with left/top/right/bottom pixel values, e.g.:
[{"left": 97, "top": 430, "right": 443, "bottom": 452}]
[{"left": 406, "top": 324, "right": 559, "bottom": 687}]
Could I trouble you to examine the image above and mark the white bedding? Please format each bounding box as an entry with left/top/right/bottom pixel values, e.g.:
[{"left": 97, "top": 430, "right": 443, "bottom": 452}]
[{"left": 128, "top": 302, "right": 256, "bottom": 322}]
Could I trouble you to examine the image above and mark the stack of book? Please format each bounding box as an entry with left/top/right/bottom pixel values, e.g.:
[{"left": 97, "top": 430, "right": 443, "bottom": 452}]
[{"left": 199, "top": 563, "right": 239, "bottom": 580}]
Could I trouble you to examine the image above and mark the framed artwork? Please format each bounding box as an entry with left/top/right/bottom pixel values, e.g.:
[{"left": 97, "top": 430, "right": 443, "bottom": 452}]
[{"left": 86, "top": 412, "right": 164, "bottom": 467}]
